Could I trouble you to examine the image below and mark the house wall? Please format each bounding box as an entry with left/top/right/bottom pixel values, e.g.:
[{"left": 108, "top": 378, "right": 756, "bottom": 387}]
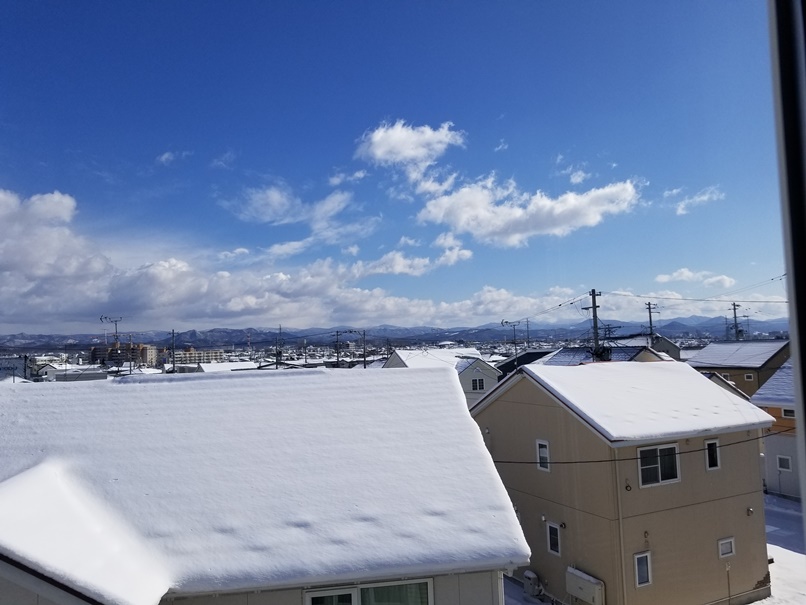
[
  {"left": 382, "top": 352, "right": 407, "bottom": 368},
  {"left": 0, "top": 571, "right": 505, "bottom": 605},
  {"left": 474, "top": 377, "right": 623, "bottom": 602},
  {"left": 762, "top": 432, "right": 801, "bottom": 499},
  {"left": 459, "top": 360, "right": 501, "bottom": 408},
  {"left": 473, "top": 378, "right": 771, "bottom": 605}
]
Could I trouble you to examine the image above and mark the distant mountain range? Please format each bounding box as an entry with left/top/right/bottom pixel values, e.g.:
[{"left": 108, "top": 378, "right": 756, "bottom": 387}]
[{"left": 0, "top": 316, "right": 790, "bottom": 352}]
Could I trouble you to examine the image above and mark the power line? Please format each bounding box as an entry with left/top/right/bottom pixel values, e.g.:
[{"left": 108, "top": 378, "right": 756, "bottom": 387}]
[{"left": 492, "top": 425, "right": 795, "bottom": 466}]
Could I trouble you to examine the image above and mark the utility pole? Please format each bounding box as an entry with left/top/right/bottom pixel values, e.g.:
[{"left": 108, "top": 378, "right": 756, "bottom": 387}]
[
  {"left": 645, "top": 302, "right": 659, "bottom": 336},
  {"left": 525, "top": 318, "right": 531, "bottom": 349},
  {"left": 731, "top": 303, "right": 742, "bottom": 340},
  {"left": 335, "top": 331, "right": 342, "bottom": 367},
  {"left": 171, "top": 329, "right": 176, "bottom": 374},
  {"left": 100, "top": 316, "right": 123, "bottom": 346},
  {"left": 582, "top": 289, "right": 601, "bottom": 352},
  {"left": 502, "top": 320, "right": 520, "bottom": 367},
  {"left": 128, "top": 334, "right": 134, "bottom": 375}
]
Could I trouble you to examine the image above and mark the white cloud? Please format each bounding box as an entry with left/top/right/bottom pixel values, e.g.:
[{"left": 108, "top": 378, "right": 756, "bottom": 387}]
[
  {"left": 210, "top": 150, "right": 236, "bottom": 170},
  {"left": 355, "top": 120, "right": 465, "bottom": 183},
  {"left": 418, "top": 175, "right": 639, "bottom": 246},
  {"left": 342, "top": 244, "right": 360, "bottom": 256},
  {"left": 675, "top": 186, "right": 724, "bottom": 215},
  {"left": 432, "top": 232, "right": 472, "bottom": 267},
  {"left": 157, "top": 151, "right": 176, "bottom": 165},
  {"left": 218, "top": 247, "right": 250, "bottom": 260},
  {"left": 494, "top": 139, "right": 508, "bottom": 152},
  {"left": 328, "top": 170, "right": 368, "bottom": 186},
  {"left": 231, "top": 185, "right": 304, "bottom": 224},
  {"left": 569, "top": 169, "right": 591, "bottom": 185},
  {"left": 351, "top": 251, "right": 432, "bottom": 277},
  {"left": 655, "top": 267, "right": 736, "bottom": 288},
  {"left": 156, "top": 151, "right": 191, "bottom": 166},
  {"left": 663, "top": 187, "right": 683, "bottom": 198},
  {"left": 397, "top": 236, "right": 421, "bottom": 247}
]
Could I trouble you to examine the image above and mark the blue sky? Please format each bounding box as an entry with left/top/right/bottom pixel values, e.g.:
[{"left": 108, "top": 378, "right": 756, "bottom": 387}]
[{"left": 0, "top": 1, "right": 789, "bottom": 333}]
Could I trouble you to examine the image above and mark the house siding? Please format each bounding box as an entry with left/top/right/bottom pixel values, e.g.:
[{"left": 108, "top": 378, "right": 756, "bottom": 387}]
[{"left": 0, "top": 572, "right": 504, "bottom": 605}]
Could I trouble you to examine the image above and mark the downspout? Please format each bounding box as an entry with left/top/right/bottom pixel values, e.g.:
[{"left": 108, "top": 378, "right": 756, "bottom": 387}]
[{"left": 614, "top": 448, "right": 629, "bottom": 605}]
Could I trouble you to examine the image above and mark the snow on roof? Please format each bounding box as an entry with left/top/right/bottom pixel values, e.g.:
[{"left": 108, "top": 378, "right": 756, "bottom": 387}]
[
  {"left": 687, "top": 340, "right": 789, "bottom": 369},
  {"left": 392, "top": 347, "right": 482, "bottom": 369},
  {"left": 197, "top": 361, "right": 258, "bottom": 372},
  {"left": 0, "top": 368, "right": 528, "bottom": 604},
  {"left": 520, "top": 361, "right": 774, "bottom": 445},
  {"left": 750, "top": 361, "right": 794, "bottom": 407}
]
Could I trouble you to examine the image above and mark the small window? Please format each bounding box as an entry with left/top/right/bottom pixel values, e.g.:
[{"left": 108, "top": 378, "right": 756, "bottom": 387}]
[
  {"left": 547, "top": 522, "right": 561, "bottom": 556},
  {"left": 705, "top": 439, "right": 720, "bottom": 470},
  {"left": 638, "top": 444, "right": 679, "bottom": 487},
  {"left": 634, "top": 552, "right": 652, "bottom": 587},
  {"left": 777, "top": 455, "right": 792, "bottom": 471},
  {"left": 471, "top": 378, "right": 485, "bottom": 391},
  {"left": 718, "top": 537, "right": 735, "bottom": 558},
  {"left": 721, "top": 373, "right": 730, "bottom": 380},
  {"left": 536, "top": 440, "right": 550, "bottom": 471},
  {"left": 744, "top": 373, "right": 754, "bottom": 381},
  {"left": 783, "top": 409, "right": 796, "bottom": 419}
]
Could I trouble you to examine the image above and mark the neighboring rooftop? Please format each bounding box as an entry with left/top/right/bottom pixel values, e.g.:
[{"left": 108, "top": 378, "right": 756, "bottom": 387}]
[
  {"left": 478, "top": 361, "right": 774, "bottom": 446},
  {"left": 750, "top": 361, "right": 794, "bottom": 407},
  {"left": 0, "top": 368, "right": 528, "bottom": 605},
  {"left": 386, "top": 347, "right": 482, "bottom": 369},
  {"left": 687, "top": 340, "right": 789, "bottom": 369}
]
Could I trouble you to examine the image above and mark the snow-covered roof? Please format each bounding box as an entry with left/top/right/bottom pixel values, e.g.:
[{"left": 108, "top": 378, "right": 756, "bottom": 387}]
[
  {"left": 390, "top": 347, "right": 482, "bottom": 369},
  {"left": 517, "top": 361, "right": 774, "bottom": 445},
  {"left": 687, "top": 340, "right": 789, "bottom": 369},
  {"left": 750, "top": 361, "right": 794, "bottom": 407},
  {"left": 0, "top": 368, "right": 528, "bottom": 604},
  {"left": 197, "top": 361, "right": 257, "bottom": 372}
]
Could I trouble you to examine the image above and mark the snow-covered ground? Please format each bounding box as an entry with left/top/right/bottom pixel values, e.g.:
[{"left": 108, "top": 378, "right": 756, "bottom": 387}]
[{"left": 505, "top": 495, "right": 805, "bottom": 605}]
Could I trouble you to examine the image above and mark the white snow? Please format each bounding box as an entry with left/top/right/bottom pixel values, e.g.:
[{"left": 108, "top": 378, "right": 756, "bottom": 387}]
[
  {"left": 687, "top": 341, "right": 789, "bottom": 369},
  {"left": 0, "top": 367, "right": 529, "bottom": 604},
  {"left": 389, "top": 347, "right": 482, "bottom": 368},
  {"left": 521, "top": 362, "right": 774, "bottom": 444},
  {"left": 751, "top": 361, "right": 794, "bottom": 407}
]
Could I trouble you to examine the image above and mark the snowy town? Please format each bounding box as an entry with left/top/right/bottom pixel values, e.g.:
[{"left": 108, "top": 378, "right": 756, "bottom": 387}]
[{"left": 0, "top": 332, "right": 803, "bottom": 605}]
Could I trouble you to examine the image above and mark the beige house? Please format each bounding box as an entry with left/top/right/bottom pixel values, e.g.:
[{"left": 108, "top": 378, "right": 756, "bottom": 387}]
[
  {"left": 384, "top": 348, "right": 502, "bottom": 407},
  {"left": 687, "top": 340, "right": 790, "bottom": 397},
  {"left": 471, "top": 361, "right": 774, "bottom": 605},
  {"left": 0, "top": 367, "right": 528, "bottom": 605}
]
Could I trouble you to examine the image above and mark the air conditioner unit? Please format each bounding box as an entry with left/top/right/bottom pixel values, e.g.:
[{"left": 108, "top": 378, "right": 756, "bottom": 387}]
[
  {"left": 566, "top": 566, "right": 605, "bottom": 605},
  {"left": 523, "top": 570, "right": 544, "bottom": 597}
]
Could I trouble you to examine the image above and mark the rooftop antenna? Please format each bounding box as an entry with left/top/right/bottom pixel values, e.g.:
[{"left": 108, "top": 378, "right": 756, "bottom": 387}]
[{"left": 502, "top": 319, "right": 521, "bottom": 367}]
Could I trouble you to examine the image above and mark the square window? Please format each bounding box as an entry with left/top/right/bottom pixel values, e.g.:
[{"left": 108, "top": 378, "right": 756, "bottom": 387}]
[
  {"left": 536, "top": 440, "right": 550, "bottom": 471},
  {"left": 718, "top": 537, "right": 735, "bottom": 558},
  {"left": 705, "top": 440, "right": 720, "bottom": 470},
  {"left": 721, "top": 373, "right": 731, "bottom": 380},
  {"left": 634, "top": 552, "right": 652, "bottom": 587},
  {"left": 777, "top": 455, "right": 792, "bottom": 471},
  {"left": 638, "top": 444, "right": 679, "bottom": 487},
  {"left": 471, "top": 378, "right": 485, "bottom": 391},
  {"left": 547, "top": 522, "right": 561, "bottom": 556},
  {"left": 744, "top": 373, "right": 754, "bottom": 381},
  {"left": 783, "top": 409, "right": 796, "bottom": 419}
]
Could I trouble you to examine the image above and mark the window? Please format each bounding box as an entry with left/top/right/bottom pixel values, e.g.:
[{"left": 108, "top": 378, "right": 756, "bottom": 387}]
[
  {"left": 307, "top": 580, "right": 431, "bottom": 605},
  {"left": 744, "top": 373, "right": 754, "bottom": 381},
  {"left": 471, "top": 378, "right": 485, "bottom": 391},
  {"left": 536, "top": 440, "right": 550, "bottom": 471},
  {"left": 634, "top": 552, "right": 652, "bottom": 587},
  {"left": 721, "top": 373, "right": 730, "bottom": 380},
  {"left": 718, "top": 537, "right": 735, "bottom": 558},
  {"left": 638, "top": 444, "right": 679, "bottom": 487},
  {"left": 705, "top": 439, "right": 720, "bottom": 470},
  {"left": 777, "top": 455, "right": 792, "bottom": 471},
  {"left": 547, "top": 522, "right": 561, "bottom": 556},
  {"left": 783, "top": 408, "right": 796, "bottom": 419}
]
